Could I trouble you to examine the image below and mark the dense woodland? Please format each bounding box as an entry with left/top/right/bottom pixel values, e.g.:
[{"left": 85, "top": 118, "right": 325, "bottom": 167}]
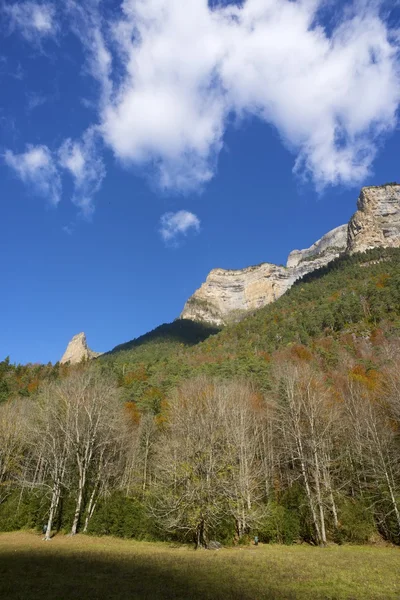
[{"left": 1, "top": 248, "right": 400, "bottom": 547}]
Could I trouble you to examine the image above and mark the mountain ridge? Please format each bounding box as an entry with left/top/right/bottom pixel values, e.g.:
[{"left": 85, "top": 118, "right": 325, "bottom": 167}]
[
  {"left": 61, "top": 183, "right": 400, "bottom": 361},
  {"left": 180, "top": 183, "right": 400, "bottom": 326}
]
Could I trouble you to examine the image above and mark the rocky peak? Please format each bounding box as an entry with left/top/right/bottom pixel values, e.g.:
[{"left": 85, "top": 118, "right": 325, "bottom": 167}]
[
  {"left": 287, "top": 225, "right": 348, "bottom": 269},
  {"left": 181, "top": 263, "right": 290, "bottom": 326},
  {"left": 347, "top": 184, "right": 400, "bottom": 254},
  {"left": 181, "top": 184, "right": 400, "bottom": 326},
  {"left": 60, "top": 332, "right": 102, "bottom": 365}
]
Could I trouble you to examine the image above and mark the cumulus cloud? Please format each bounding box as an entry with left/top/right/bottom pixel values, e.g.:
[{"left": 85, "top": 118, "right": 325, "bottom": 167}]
[
  {"left": 4, "top": 1, "right": 58, "bottom": 42},
  {"left": 4, "top": 0, "right": 400, "bottom": 213},
  {"left": 159, "top": 210, "right": 201, "bottom": 243},
  {"left": 94, "top": 0, "right": 400, "bottom": 190},
  {"left": 58, "top": 129, "right": 105, "bottom": 217},
  {"left": 4, "top": 144, "right": 61, "bottom": 205},
  {"left": 4, "top": 130, "right": 104, "bottom": 214}
]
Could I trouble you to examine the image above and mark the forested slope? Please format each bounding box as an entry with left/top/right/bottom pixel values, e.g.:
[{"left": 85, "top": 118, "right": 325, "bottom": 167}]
[
  {"left": 1, "top": 247, "right": 400, "bottom": 547},
  {"left": 100, "top": 247, "right": 400, "bottom": 398}
]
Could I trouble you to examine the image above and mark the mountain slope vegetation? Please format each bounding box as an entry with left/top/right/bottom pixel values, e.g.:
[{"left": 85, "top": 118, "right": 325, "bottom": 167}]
[
  {"left": 100, "top": 248, "right": 400, "bottom": 396},
  {"left": 1, "top": 247, "right": 400, "bottom": 548}
]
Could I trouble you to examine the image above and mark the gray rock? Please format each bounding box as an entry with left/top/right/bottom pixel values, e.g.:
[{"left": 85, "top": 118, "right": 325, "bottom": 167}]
[
  {"left": 207, "top": 541, "right": 222, "bottom": 550},
  {"left": 347, "top": 184, "right": 400, "bottom": 254},
  {"left": 60, "top": 332, "right": 102, "bottom": 365}
]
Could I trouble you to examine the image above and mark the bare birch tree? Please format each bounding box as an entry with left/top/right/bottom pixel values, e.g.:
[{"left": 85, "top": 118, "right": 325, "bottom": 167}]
[
  {"left": 30, "top": 383, "right": 73, "bottom": 540},
  {"left": 62, "top": 370, "right": 123, "bottom": 535},
  {"left": 220, "top": 382, "right": 265, "bottom": 539},
  {"left": 273, "top": 362, "right": 339, "bottom": 546},
  {"left": 27, "top": 369, "right": 123, "bottom": 538}
]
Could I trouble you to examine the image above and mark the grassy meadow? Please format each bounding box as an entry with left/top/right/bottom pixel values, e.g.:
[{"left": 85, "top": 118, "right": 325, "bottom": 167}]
[{"left": 0, "top": 533, "right": 399, "bottom": 599}]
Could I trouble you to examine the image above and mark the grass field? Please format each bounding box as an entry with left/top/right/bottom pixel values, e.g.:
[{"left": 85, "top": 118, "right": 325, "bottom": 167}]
[{"left": 0, "top": 533, "right": 399, "bottom": 599}]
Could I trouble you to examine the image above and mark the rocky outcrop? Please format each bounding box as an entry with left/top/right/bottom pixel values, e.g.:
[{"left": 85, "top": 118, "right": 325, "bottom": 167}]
[
  {"left": 181, "top": 228, "right": 347, "bottom": 326},
  {"left": 181, "top": 263, "right": 294, "bottom": 326},
  {"left": 60, "top": 332, "right": 102, "bottom": 364},
  {"left": 181, "top": 183, "right": 400, "bottom": 326},
  {"left": 287, "top": 225, "right": 348, "bottom": 269},
  {"left": 347, "top": 184, "right": 400, "bottom": 254}
]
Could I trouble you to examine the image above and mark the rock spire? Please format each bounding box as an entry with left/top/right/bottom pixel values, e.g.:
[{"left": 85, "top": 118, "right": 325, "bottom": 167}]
[{"left": 60, "top": 332, "right": 102, "bottom": 365}]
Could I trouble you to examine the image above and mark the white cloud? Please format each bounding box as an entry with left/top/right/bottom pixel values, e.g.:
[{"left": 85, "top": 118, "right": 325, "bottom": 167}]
[
  {"left": 4, "top": 131, "right": 104, "bottom": 214},
  {"left": 4, "top": 144, "right": 61, "bottom": 205},
  {"left": 4, "top": 1, "right": 58, "bottom": 43},
  {"left": 5, "top": 0, "right": 400, "bottom": 212},
  {"left": 58, "top": 128, "right": 106, "bottom": 217},
  {"left": 92, "top": 0, "right": 400, "bottom": 190},
  {"left": 159, "top": 210, "right": 201, "bottom": 242},
  {"left": 26, "top": 92, "right": 47, "bottom": 112},
  {"left": 64, "top": 0, "right": 112, "bottom": 102}
]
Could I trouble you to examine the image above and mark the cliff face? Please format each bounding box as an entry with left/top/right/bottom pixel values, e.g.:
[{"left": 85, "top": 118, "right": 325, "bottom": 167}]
[
  {"left": 181, "top": 263, "right": 293, "bottom": 326},
  {"left": 181, "top": 184, "right": 400, "bottom": 326},
  {"left": 347, "top": 184, "right": 400, "bottom": 254},
  {"left": 287, "top": 225, "right": 348, "bottom": 269},
  {"left": 181, "top": 226, "right": 348, "bottom": 326},
  {"left": 60, "top": 332, "right": 102, "bottom": 364}
]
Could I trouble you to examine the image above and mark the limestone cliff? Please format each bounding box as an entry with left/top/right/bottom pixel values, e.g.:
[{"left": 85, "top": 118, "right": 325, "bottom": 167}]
[
  {"left": 181, "top": 263, "right": 294, "bottom": 326},
  {"left": 287, "top": 225, "right": 348, "bottom": 269},
  {"left": 181, "top": 184, "right": 400, "bottom": 326},
  {"left": 181, "top": 228, "right": 347, "bottom": 326},
  {"left": 347, "top": 184, "right": 400, "bottom": 254},
  {"left": 60, "top": 332, "right": 102, "bottom": 364}
]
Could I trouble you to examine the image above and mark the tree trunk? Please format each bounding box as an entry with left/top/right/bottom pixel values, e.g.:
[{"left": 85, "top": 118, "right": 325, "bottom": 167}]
[
  {"left": 196, "top": 518, "right": 206, "bottom": 549},
  {"left": 71, "top": 456, "right": 87, "bottom": 535},
  {"left": 45, "top": 480, "right": 60, "bottom": 541},
  {"left": 313, "top": 443, "right": 327, "bottom": 546},
  {"left": 83, "top": 484, "right": 99, "bottom": 533},
  {"left": 297, "top": 436, "right": 321, "bottom": 544}
]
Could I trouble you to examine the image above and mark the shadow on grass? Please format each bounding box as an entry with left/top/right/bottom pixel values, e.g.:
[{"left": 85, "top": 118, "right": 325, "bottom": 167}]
[{"left": 0, "top": 546, "right": 295, "bottom": 600}]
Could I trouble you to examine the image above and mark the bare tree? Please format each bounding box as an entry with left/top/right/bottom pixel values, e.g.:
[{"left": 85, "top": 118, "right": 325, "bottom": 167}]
[
  {"left": 0, "top": 400, "right": 28, "bottom": 505},
  {"left": 220, "top": 382, "right": 265, "bottom": 539},
  {"left": 343, "top": 374, "right": 400, "bottom": 537},
  {"left": 63, "top": 370, "right": 123, "bottom": 535},
  {"left": 151, "top": 378, "right": 230, "bottom": 548},
  {"left": 27, "top": 369, "right": 123, "bottom": 539},
  {"left": 30, "top": 383, "right": 73, "bottom": 540},
  {"left": 151, "top": 378, "right": 266, "bottom": 547},
  {"left": 273, "top": 361, "right": 339, "bottom": 546}
]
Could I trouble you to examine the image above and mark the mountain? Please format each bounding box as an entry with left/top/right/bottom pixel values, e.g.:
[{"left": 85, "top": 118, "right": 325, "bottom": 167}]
[
  {"left": 100, "top": 246, "right": 400, "bottom": 397},
  {"left": 107, "top": 319, "right": 219, "bottom": 356},
  {"left": 61, "top": 183, "right": 400, "bottom": 365},
  {"left": 180, "top": 183, "right": 400, "bottom": 326},
  {"left": 60, "top": 332, "right": 102, "bottom": 365}
]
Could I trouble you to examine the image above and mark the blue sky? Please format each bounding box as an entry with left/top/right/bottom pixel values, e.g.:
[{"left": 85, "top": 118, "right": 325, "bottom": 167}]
[{"left": 1, "top": 0, "right": 400, "bottom": 364}]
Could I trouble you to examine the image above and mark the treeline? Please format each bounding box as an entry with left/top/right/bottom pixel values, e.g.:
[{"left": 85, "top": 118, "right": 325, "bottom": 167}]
[
  {"left": 1, "top": 337, "right": 400, "bottom": 547},
  {"left": 0, "top": 357, "right": 63, "bottom": 403}
]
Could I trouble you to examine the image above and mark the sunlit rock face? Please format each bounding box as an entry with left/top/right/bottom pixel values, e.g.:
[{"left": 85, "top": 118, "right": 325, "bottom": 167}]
[
  {"left": 287, "top": 225, "right": 348, "bottom": 269},
  {"left": 181, "top": 184, "right": 400, "bottom": 326},
  {"left": 60, "top": 332, "right": 102, "bottom": 364},
  {"left": 181, "top": 227, "right": 347, "bottom": 326},
  {"left": 180, "top": 264, "right": 295, "bottom": 327},
  {"left": 347, "top": 184, "right": 400, "bottom": 254}
]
